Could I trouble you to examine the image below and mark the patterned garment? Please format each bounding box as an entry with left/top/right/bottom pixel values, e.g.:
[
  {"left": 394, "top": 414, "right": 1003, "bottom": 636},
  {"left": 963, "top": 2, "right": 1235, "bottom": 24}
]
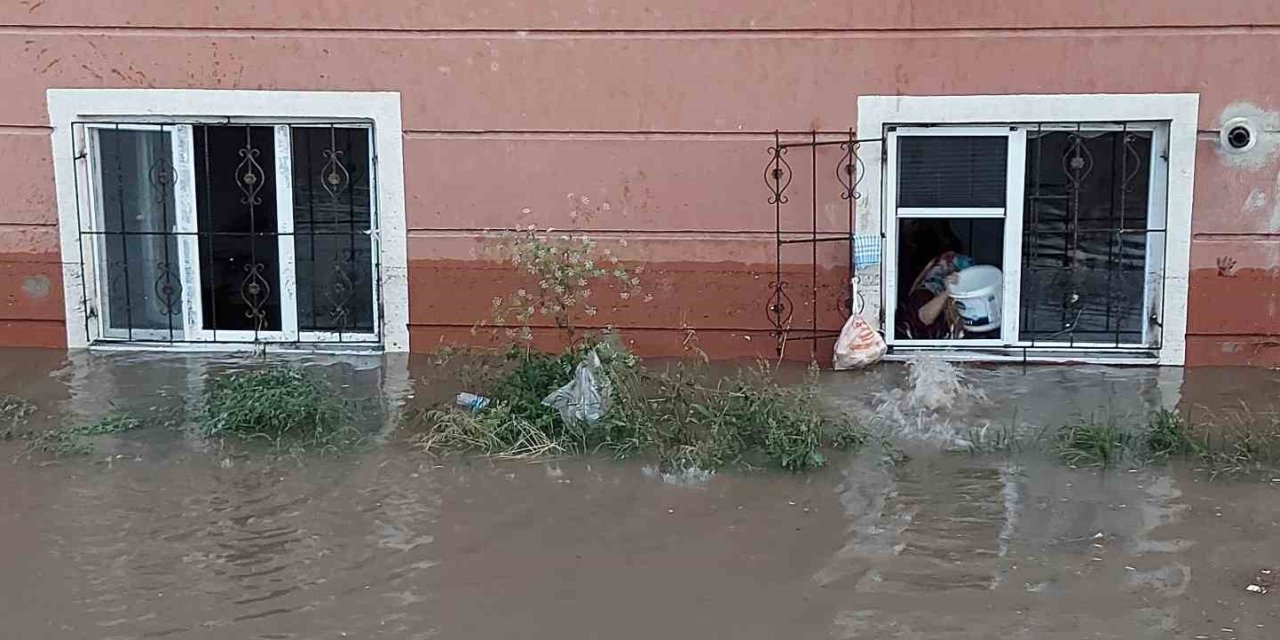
[
  {"left": 912, "top": 252, "right": 974, "bottom": 296},
  {"left": 896, "top": 252, "right": 976, "bottom": 341}
]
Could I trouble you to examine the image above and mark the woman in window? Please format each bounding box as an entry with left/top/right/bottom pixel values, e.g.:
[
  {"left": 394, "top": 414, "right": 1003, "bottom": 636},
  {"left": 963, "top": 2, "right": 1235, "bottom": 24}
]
[{"left": 897, "top": 221, "right": 973, "bottom": 340}]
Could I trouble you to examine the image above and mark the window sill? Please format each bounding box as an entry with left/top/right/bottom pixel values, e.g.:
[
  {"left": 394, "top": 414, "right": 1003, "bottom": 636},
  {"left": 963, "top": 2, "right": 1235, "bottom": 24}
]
[{"left": 85, "top": 342, "right": 384, "bottom": 356}]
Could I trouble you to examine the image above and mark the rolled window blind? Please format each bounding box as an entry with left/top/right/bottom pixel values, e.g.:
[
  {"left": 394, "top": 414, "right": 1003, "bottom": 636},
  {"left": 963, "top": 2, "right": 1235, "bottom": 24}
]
[{"left": 897, "top": 136, "right": 1007, "bottom": 208}]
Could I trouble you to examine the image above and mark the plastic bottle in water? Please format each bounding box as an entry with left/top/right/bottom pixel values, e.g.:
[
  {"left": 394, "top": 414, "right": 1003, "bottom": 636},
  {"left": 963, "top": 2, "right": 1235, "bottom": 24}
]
[{"left": 455, "top": 392, "right": 491, "bottom": 411}]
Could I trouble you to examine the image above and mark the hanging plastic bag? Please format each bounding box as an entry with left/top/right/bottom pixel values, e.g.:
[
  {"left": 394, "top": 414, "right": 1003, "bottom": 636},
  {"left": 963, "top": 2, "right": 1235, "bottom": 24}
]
[
  {"left": 542, "top": 349, "right": 612, "bottom": 425},
  {"left": 833, "top": 314, "right": 886, "bottom": 370}
]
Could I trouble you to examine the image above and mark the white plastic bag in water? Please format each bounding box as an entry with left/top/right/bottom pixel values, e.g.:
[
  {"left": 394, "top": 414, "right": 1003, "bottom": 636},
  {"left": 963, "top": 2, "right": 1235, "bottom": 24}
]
[
  {"left": 542, "top": 349, "right": 612, "bottom": 424},
  {"left": 833, "top": 314, "right": 886, "bottom": 370}
]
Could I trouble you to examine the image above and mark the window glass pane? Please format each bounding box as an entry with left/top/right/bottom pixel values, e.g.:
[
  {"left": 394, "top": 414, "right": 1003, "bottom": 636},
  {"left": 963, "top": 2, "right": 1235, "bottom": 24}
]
[
  {"left": 194, "top": 125, "right": 282, "bottom": 333},
  {"left": 898, "top": 136, "right": 1008, "bottom": 208},
  {"left": 95, "top": 128, "right": 183, "bottom": 336},
  {"left": 1019, "top": 130, "right": 1153, "bottom": 344},
  {"left": 895, "top": 218, "right": 1004, "bottom": 341},
  {"left": 291, "top": 127, "right": 375, "bottom": 334}
]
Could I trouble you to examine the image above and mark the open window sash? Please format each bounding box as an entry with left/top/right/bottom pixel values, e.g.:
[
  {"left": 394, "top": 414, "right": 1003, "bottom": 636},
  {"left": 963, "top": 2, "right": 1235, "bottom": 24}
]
[{"left": 883, "top": 126, "right": 1026, "bottom": 348}]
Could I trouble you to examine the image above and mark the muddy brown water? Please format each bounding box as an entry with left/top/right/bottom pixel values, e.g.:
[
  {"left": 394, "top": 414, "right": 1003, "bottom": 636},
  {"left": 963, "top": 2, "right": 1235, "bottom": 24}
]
[{"left": 2, "top": 348, "right": 1280, "bottom": 639}]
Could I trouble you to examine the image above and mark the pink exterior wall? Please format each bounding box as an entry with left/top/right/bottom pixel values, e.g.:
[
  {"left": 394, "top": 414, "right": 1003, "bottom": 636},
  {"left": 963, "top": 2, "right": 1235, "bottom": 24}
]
[{"left": 3, "top": 2, "right": 1280, "bottom": 363}]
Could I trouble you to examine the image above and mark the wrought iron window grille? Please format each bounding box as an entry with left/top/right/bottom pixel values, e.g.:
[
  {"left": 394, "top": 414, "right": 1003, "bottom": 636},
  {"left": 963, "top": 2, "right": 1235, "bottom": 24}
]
[{"left": 69, "top": 121, "right": 383, "bottom": 347}]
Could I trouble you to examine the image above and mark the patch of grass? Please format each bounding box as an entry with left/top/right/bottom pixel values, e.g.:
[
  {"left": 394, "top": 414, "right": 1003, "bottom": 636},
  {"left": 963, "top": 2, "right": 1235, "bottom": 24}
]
[
  {"left": 487, "top": 348, "right": 579, "bottom": 431},
  {"left": 408, "top": 341, "right": 871, "bottom": 474},
  {"left": 965, "top": 424, "right": 1019, "bottom": 454},
  {"left": 427, "top": 214, "right": 868, "bottom": 474},
  {"left": 964, "top": 409, "right": 1054, "bottom": 456},
  {"left": 415, "top": 402, "right": 561, "bottom": 459},
  {"left": 600, "top": 359, "right": 865, "bottom": 472},
  {"left": 967, "top": 408, "right": 1246, "bottom": 474},
  {"left": 1136, "top": 406, "right": 1280, "bottom": 478},
  {"left": 1146, "top": 409, "right": 1200, "bottom": 460},
  {"left": 22, "top": 414, "right": 143, "bottom": 457},
  {"left": 74, "top": 414, "right": 143, "bottom": 436},
  {"left": 1040, "top": 407, "right": 1280, "bottom": 477},
  {"left": 1193, "top": 415, "right": 1280, "bottom": 478},
  {"left": 1199, "top": 438, "right": 1266, "bottom": 478},
  {"left": 200, "top": 366, "right": 362, "bottom": 453},
  {"left": 830, "top": 422, "right": 870, "bottom": 452},
  {"left": 1054, "top": 418, "right": 1134, "bottom": 468}
]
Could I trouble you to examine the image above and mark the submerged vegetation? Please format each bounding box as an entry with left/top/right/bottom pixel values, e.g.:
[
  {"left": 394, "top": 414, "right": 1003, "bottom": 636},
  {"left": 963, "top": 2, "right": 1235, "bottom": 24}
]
[
  {"left": 21, "top": 414, "right": 143, "bottom": 457},
  {"left": 408, "top": 198, "right": 875, "bottom": 473},
  {"left": 1053, "top": 419, "right": 1133, "bottom": 468},
  {"left": 199, "top": 367, "right": 363, "bottom": 453},
  {"left": 7, "top": 364, "right": 366, "bottom": 460},
  {"left": 7, "top": 198, "right": 1280, "bottom": 479},
  {"left": 970, "top": 407, "right": 1280, "bottom": 478},
  {"left": 409, "top": 341, "right": 872, "bottom": 472},
  {"left": 1146, "top": 408, "right": 1200, "bottom": 460},
  {"left": 599, "top": 358, "right": 869, "bottom": 472},
  {"left": 1, "top": 395, "right": 35, "bottom": 438},
  {"left": 6, "top": 396, "right": 146, "bottom": 458}
]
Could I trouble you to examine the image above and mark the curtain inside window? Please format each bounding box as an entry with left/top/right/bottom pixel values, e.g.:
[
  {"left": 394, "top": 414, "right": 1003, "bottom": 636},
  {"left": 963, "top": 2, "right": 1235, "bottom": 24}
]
[{"left": 96, "top": 128, "right": 181, "bottom": 336}]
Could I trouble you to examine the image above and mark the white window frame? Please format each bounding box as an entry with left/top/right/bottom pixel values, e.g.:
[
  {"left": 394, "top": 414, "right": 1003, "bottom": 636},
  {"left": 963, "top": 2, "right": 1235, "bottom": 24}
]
[
  {"left": 82, "top": 122, "right": 189, "bottom": 343},
  {"left": 49, "top": 89, "right": 409, "bottom": 352},
  {"left": 857, "top": 94, "right": 1198, "bottom": 366},
  {"left": 884, "top": 125, "right": 1025, "bottom": 349},
  {"left": 886, "top": 123, "right": 1167, "bottom": 351}
]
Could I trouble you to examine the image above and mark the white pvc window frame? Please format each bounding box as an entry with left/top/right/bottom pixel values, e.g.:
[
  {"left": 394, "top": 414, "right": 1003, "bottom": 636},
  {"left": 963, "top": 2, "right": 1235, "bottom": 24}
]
[
  {"left": 82, "top": 122, "right": 186, "bottom": 342},
  {"left": 49, "top": 90, "right": 409, "bottom": 352},
  {"left": 857, "top": 94, "right": 1198, "bottom": 366},
  {"left": 885, "top": 123, "right": 1168, "bottom": 351},
  {"left": 884, "top": 125, "right": 1025, "bottom": 349},
  {"left": 82, "top": 122, "right": 376, "bottom": 346}
]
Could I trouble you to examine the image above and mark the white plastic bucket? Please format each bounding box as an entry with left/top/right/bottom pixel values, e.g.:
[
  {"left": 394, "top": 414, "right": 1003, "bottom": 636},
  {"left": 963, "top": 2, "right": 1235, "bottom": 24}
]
[{"left": 946, "top": 265, "right": 1002, "bottom": 333}]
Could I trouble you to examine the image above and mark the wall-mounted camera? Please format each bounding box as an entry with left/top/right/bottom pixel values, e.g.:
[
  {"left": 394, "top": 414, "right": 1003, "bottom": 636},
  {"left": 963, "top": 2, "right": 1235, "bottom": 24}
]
[{"left": 1221, "top": 116, "right": 1258, "bottom": 153}]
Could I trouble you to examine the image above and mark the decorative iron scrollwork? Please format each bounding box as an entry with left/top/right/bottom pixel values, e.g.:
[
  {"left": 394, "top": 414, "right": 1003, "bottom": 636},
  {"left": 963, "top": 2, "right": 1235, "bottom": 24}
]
[
  {"left": 1062, "top": 133, "right": 1094, "bottom": 189},
  {"left": 1121, "top": 132, "right": 1143, "bottom": 195},
  {"left": 240, "top": 262, "right": 271, "bottom": 331},
  {"left": 235, "top": 144, "right": 266, "bottom": 206},
  {"left": 149, "top": 156, "right": 174, "bottom": 204},
  {"left": 765, "top": 280, "right": 796, "bottom": 354},
  {"left": 319, "top": 147, "right": 352, "bottom": 201},
  {"left": 1061, "top": 132, "right": 1094, "bottom": 312},
  {"left": 324, "top": 259, "right": 359, "bottom": 331},
  {"left": 765, "top": 280, "right": 794, "bottom": 333},
  {"left": 836, "top": 141, "right": 865, "bottom": 201},
  {"left": 153, "top": 261, "right": 181, "bottom": 316},
  {"left": 764, "top": 145, "right": 793, "bottom": 205}
]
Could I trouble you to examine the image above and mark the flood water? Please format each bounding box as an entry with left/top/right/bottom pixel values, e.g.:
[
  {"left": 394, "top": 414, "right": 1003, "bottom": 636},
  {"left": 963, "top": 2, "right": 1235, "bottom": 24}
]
[{"left": 2, "top": 348, "right": 1280, "bottom": 639}]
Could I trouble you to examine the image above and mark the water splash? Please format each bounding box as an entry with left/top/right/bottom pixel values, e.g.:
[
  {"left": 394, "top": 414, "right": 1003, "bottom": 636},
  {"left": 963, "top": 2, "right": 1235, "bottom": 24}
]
[
  {"left": 641, "top": 465, "right": 715, "bottom": 486},
  {"left": 873, "top": 356, "right": 989, "bottom": 447}
]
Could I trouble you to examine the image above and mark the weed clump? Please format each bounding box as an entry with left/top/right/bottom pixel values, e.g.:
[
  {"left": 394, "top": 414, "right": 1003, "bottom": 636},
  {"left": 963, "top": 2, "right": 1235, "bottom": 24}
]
[
  {"left": 1146, "top": 409, "right": 1199, "bottom": 459},
  {"left": 411, "top": 199, "right": 870, "bottom": 473},
  {"left": 410, "top": 342, "right": 869, "bottom": 473},
  {"left": 1054, "top": 419, "right": 1133, "bottom": 468},
  {"left": 1143, "top": 407, "right": 1280, "bottom": 477},
  {"left": 1191, "top": 408, "right": 1280, "bottom": 478},
  {"left": 200, "top": 367, "right": 360, "bottom": 452},
  {"left": 975, "top": 407, "right": 1280, "bottom": 478},
  {"left": 417, "top": 402, "right": 561, "bottom": 459},
  {"left": 1045, "top": 411, "right": 1205, "bottom": 469},
  {"left": 602, "top": 361, "right": 856, "bottom": 473},
  {"left": 22, "top": 414, "right": 142, "bottom": 457}
]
